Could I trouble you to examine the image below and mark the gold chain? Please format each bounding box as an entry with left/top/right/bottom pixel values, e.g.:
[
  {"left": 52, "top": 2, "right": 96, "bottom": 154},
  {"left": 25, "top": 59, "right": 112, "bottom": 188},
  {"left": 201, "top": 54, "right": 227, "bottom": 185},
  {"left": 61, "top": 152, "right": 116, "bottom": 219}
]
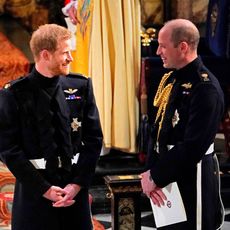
[{"left": 153, "top": 71, "right": 174, "bottom": 141}]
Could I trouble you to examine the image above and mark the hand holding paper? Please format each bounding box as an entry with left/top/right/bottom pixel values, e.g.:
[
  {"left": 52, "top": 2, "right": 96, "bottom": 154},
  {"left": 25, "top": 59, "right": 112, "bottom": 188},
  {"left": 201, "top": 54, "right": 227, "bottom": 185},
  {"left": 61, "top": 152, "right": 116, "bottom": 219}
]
[
  {"left": 150, "top": 182, "right": 187, "bottom": 228},
  {"left": 140, "top": 170, "right": 156, "bottom": 197},
  {"left": 150, "top": 187, "right": 167, "bottom": 207}
]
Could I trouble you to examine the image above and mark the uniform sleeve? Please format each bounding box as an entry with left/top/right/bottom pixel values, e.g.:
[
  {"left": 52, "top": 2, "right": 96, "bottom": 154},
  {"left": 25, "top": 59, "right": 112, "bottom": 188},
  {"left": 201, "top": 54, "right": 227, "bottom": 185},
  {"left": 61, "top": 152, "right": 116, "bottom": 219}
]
[
  {"left": 150, "top": 82, "right": 224, "bottom": 187},
  {"left": 0, "top": 89, "right": 51, "bottom": 197},
  {"left": 71, "top": 78, "right": 103, "bottom": 187}
]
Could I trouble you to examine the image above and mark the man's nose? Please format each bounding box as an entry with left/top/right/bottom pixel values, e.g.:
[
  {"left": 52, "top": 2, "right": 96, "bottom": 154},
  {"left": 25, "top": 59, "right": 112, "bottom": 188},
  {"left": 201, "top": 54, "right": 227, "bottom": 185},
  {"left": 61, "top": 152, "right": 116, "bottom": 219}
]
[{"left": 156, "top": 46, "right": 160, "bottom": 55}]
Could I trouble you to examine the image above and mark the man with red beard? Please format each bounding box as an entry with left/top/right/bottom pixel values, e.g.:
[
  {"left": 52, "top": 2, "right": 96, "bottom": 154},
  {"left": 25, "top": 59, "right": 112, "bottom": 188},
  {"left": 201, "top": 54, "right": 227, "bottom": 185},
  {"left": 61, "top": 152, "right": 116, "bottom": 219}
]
[{"left": 0, "top": 24, "right": 103, "bottom": 230}]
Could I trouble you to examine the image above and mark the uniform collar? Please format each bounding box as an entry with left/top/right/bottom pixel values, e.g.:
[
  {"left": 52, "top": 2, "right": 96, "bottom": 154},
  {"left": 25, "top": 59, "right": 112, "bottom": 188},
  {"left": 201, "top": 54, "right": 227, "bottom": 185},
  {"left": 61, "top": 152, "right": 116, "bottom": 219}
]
[
  {"left": 174, "top": 56, "right": 203, "bottom": 81},
  {"left": 29, "top": 67, "right": 60, "bottom": 97}
]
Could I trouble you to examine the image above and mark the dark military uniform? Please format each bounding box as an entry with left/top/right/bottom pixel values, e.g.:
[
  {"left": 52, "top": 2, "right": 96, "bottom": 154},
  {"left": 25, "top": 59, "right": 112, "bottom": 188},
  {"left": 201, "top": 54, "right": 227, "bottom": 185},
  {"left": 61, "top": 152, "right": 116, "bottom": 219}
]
[
  {"left": 0, "top": 68, "right": 103, "bottom": 230},
  {"left": 148, "top": 57, "right": 225, "bottom": 230}
]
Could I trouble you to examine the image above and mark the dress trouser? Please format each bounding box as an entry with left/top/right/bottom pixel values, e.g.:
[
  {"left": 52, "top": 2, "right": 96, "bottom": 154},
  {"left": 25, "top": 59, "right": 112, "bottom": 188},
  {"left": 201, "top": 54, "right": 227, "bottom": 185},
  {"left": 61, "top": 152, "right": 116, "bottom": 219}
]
[{"left": 157, "top": 153, "right": 224, "bottom": 230}]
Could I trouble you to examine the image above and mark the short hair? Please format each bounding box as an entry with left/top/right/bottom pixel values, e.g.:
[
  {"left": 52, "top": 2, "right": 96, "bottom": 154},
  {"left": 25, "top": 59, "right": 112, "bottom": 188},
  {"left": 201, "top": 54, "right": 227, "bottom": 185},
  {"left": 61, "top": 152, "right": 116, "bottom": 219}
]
[
  {"left": 30, "top": 24, "right": 72, "bottom": 59},
  {"left": 164, "top": 19, "right": 200, "bottom": 50}
]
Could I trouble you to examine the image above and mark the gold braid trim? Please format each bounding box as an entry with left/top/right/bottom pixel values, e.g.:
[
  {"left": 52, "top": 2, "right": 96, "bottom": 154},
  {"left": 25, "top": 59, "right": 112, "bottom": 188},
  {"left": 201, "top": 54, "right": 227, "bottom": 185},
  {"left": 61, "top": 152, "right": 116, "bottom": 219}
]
[{"left": 153, "top": 71, "right": 174, "bottom": 141}]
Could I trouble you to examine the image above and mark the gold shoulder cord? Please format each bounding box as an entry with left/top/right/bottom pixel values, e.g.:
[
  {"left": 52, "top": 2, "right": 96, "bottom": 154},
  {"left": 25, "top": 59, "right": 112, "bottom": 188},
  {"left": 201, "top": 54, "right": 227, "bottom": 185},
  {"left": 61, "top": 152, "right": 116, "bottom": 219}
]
[{"left": 153, "top": 71, "right": 174, "bottom": 141}]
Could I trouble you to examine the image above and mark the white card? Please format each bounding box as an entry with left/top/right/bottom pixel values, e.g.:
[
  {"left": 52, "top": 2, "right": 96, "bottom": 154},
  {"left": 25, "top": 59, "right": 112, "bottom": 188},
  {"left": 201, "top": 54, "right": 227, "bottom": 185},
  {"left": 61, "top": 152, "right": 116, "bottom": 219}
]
[{"left": 150, "top": 182, "right": 187, "bottom": 228}]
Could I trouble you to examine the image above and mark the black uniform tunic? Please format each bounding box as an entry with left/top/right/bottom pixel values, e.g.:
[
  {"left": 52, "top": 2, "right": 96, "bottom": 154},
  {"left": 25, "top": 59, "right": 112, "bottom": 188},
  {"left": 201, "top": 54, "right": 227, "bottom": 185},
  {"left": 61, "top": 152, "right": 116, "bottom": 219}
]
[
  {"left": 0, "top": 68, "right": 103, "bottom": 230},
  {"left": 147, "top": 57, "right": 224, "bottom": 230}
]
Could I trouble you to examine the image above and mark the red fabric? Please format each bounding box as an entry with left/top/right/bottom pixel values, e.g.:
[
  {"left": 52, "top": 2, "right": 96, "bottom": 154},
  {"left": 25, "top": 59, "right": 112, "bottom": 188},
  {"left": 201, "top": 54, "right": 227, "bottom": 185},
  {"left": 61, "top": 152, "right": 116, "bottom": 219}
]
[
  {"left": 0, "top": 32, "right": 30, "bottom": 88},
  {"left": 65, "top": 0, "right": 71, "bottom": 5},
  {"left": 0, "top": 192, "right": 13, "bottom": 201},
  {"left": 93, "top": 218, "right": 105, "bottom": 230}
]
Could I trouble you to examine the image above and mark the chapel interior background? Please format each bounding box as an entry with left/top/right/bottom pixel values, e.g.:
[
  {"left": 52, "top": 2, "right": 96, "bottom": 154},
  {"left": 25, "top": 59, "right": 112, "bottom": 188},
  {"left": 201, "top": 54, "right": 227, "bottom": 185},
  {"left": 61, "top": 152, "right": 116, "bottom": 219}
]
[{"left": 0, "top": 0, "right": 230, "bottom": 228}]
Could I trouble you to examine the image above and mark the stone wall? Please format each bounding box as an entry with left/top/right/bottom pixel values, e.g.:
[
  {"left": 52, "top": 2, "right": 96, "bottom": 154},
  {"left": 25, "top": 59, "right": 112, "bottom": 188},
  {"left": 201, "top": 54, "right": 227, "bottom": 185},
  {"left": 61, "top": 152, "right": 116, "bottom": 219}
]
[{"left": 141, "top": 0, "right": 209, "bottom": 27}]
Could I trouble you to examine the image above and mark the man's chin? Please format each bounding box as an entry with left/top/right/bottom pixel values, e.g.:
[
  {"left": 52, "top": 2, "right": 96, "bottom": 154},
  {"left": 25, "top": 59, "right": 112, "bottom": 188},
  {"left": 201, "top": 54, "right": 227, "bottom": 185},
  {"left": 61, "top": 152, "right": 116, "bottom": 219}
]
[
  {"left": 61, "top": 68, "right": 70, "bottom": 75},
  {"left": 163, "top": 63, "right": 169, "bottom": 68},
  {"left": 163, "top": 62, "right": 173, "bottom": 69}
]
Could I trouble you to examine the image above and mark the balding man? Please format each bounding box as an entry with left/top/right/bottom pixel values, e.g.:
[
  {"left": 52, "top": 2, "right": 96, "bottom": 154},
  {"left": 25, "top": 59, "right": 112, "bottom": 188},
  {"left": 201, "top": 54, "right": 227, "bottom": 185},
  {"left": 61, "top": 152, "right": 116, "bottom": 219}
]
[{"left": 141, "top": 19, "right": 225, "bottom": 229}]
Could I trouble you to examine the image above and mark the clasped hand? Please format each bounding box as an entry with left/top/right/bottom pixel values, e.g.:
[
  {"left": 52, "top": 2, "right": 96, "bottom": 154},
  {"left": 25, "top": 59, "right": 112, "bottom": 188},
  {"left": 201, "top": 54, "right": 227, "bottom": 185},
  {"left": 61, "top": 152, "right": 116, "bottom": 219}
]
[
  {"left": 141, "top": 170, "right": 167, "bottom": 207},
  {"left": 43, "top": 184, "right": 81, "bottom": 208}
]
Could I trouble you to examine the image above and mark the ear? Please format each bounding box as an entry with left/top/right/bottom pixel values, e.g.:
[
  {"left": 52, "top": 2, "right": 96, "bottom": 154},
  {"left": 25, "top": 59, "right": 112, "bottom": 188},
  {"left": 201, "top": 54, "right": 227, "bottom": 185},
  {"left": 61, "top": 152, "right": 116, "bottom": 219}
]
[
  {"left": 179, "top": 41, "right": 189, "bottom": 53},
  {"left": 40, "top": 49, "right": 51, "bottom": 61}
]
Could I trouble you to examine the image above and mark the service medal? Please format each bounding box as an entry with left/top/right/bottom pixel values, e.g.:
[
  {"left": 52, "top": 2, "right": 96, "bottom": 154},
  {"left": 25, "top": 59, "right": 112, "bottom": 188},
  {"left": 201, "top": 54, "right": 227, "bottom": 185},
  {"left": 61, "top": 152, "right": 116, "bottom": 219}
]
[
  {"left": 172, "top": 109, "right": 180, "bottom": 127},
  {"left": 71, "top": 118, "right": 82, "bottom": 131}
]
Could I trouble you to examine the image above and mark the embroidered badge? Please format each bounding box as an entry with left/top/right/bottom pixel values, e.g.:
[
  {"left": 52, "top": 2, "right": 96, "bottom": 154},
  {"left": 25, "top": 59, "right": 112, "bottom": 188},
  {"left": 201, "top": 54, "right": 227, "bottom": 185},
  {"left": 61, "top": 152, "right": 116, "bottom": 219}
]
[
  {"left": 64, "top": 88, "right": 81, "bottom": 100},
  {"left": 181, "top": 83, "right": 192, "bottom": 95},
  {"left": 65, "top": 95, "right": 81, "bottom": 100},
  {"left": 181, "top": 82, "right": 192, "bottom": 89},
  {"left": 71, "top": 118, "right": 82, "bottom": 131},
  {"left": 64, "top": 88, "right": 78, "bottom": 94},
  {"left": 172, "top": 109, "right": 180, "bottom": 127}
]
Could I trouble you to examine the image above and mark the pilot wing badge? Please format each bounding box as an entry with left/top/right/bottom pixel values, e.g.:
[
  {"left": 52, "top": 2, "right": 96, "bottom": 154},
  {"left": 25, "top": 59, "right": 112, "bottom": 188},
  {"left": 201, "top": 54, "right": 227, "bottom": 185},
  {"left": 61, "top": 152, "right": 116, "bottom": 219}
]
[
  {"left": 181, "top": 82, "right": 192, "bottom": 95},
  {"left": 64, "top": 88, "right": 81, "bottom": 100},
  {"left": 181, "top": 82, "right": 192, "bottom": 89},
  {"left": 64, "top": 88, "right": 78, "bottom": 94}
]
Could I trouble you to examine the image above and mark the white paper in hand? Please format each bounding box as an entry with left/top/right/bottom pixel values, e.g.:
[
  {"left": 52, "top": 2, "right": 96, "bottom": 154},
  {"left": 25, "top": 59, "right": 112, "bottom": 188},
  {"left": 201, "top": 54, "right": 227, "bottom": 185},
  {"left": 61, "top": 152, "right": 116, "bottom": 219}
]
[{"left": 150, "top": 182, "right": 187, "bottom": 228}]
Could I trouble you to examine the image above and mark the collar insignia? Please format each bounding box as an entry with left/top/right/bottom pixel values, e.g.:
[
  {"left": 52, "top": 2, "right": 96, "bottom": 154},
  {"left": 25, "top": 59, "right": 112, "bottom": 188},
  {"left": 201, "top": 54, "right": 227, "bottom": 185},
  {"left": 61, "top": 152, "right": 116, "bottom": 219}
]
[
  {"left": 71, "top": 118, "right": 82, "bottom": 132},
  {"left": 64, "top": 88, "right": 78, "bottom": 94},
  {"left": 4, "top": 83, "right": 11, "bottom": 89},
  {"left": 201, "top": 73, "right": 209, "bottom": 81},
  {"left": 181, "top": 82, "right": 192, "bottom": 89}
]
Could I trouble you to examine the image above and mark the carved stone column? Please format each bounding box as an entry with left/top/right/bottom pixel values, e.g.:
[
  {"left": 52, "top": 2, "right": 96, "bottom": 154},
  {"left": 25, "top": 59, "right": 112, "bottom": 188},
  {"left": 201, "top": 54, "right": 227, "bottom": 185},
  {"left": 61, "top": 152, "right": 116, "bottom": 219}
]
[{"left": 104, "top": 175, "right": 142, "bottom": 230}]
